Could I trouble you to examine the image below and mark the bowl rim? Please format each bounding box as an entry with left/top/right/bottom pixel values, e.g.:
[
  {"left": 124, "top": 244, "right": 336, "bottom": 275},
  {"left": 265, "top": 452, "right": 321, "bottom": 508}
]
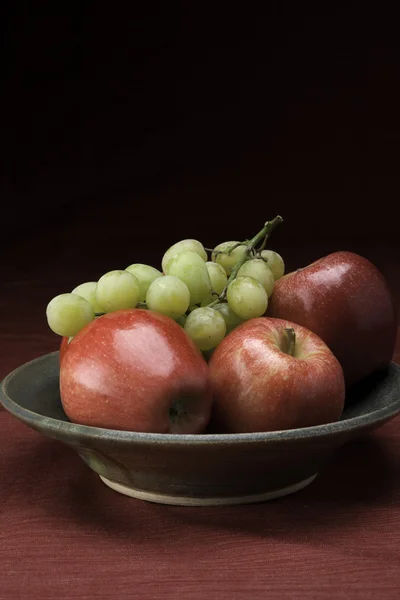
[{"left": 1, "top": 351, "right": 400, "bottom": 446}]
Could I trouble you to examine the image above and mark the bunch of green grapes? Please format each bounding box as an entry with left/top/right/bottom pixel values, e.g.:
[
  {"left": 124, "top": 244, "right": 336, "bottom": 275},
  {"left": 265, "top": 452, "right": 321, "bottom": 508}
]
[{"left": 46, "top": 219, "right": 285, "bottom": 353}]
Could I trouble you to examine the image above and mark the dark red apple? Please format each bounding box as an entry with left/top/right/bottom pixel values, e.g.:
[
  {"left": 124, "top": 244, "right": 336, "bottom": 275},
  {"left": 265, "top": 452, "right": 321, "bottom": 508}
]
[
  {"left": 60, "top": 309, "right": 212, "bottom": 433},
  {"left": 267, "top": 251, "right": 397, "bottom": 387},
  {"left": 209, "top": 317, "right": 345, "bottom": 433}
]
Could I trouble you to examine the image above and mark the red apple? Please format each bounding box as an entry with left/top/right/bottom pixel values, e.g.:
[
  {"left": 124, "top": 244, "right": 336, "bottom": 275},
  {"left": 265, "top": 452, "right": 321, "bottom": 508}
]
[
  {"left": 267, "top": 251, "right": 397, "bottom": 387},
  {"left": 60, "top": 309, "right": 212, "bottom": 434},
  {"left": 209, "top": 317, "right": 345, "bottom": 433},
  {"left": 59, "top": 337, "right": 69, "bottom": 363}
]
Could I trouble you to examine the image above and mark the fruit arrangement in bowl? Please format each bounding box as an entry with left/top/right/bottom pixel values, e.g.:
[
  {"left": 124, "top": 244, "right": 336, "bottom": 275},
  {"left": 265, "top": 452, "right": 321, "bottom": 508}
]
[{"left": 1, "top": 215, "right": 399, "bottom": 506}]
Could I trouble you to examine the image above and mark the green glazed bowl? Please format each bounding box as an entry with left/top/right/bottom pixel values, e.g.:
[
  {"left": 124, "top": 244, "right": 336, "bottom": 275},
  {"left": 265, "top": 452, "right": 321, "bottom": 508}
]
[{"left": 1, "top": 352, "right": 400, "bottom": 506}]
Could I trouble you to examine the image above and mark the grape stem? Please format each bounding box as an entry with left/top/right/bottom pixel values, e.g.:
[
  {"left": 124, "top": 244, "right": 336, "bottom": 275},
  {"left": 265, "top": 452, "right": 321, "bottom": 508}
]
[
  {"left": 213, "top": 241, "right": 244, "bottom": 257},
  {"left": 285, "top": 328, "right": 296, "bottom": 357},
  {"left": 207, "top": 215, "right": 283, "bottom": 307},
  {"left": 257, "top": 234, "right": 269, "bottom": 254}
]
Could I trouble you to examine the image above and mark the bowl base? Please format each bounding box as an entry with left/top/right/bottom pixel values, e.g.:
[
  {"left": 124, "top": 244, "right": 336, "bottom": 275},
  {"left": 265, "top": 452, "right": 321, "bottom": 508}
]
[{"left": 99, "top": 473, "right": 318, "bottom": 506}]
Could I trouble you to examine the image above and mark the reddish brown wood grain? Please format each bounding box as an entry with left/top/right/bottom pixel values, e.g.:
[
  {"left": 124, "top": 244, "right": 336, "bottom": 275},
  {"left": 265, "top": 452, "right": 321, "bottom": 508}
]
[{"left": 1, "top": 241, "right": 400, "bottom": 600}]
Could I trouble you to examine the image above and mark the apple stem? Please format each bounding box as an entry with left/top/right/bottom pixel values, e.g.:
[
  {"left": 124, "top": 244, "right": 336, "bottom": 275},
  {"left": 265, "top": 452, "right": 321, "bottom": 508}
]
[
  {"left": 285, "top": 328, "right": 296, "bottom": 357},
  {"left": 207, "top": 215, "right": 284, "bottom": 307}
]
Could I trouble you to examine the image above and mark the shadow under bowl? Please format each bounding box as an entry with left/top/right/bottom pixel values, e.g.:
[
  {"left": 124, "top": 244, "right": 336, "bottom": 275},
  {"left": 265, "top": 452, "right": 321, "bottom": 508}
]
[{"left": 1, "top": 352, "right": 400, "bottom": 506}]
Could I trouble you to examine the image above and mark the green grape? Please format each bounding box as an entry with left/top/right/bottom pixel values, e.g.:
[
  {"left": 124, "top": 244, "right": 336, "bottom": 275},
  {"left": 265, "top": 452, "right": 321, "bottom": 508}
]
[
  {"left": 72, "top": 282, "right": 103, "bottom": 313},
  {"left": 146, "top": 275, "right": 190, "bottom": 319},
  {"left": 162, "top": 239, "right": 207, "bottom": 273},
  {"left": 200, "top": 293, "right": 219, "bottom": 307},
  {"left": 227, "top": 276, "right": 268, "bottom": 320},
  {"left": 184, "top": 307, "right": 226, "bottom": 351},
  {"left": 214, "top": 302, "right": 244, "bottom": 333},
  {"left": 46, "top": 293, "right": 95, "bottom": 337},
  {"left": 165, "top": 250, "right": 212, "bottom": 305},
  {"left": 211, "top": 241, "right": 247, "bottom": 275},
  {"left": 175, "top": 314, "right": 187, "bottom": 327},
  {"left": 237, "top": 258, "right": 275, "bottom": 297},
  {"left": 125, "top": 263, "right": 162, "bottom": 301},
  {"left": 96, "top": 270, "right": 140, "bottom": 313},
  {"left": 260, "top": 250, "right": 285, "bottom": 280},
  {"left": 206, "top": 261, "right": 227, "bottom": 295}
]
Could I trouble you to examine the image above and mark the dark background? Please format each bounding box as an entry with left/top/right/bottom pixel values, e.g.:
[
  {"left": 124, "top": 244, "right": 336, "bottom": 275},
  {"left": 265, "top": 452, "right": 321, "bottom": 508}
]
[{"left": 1, "top": 6, "right": 400, "bottom": 345}]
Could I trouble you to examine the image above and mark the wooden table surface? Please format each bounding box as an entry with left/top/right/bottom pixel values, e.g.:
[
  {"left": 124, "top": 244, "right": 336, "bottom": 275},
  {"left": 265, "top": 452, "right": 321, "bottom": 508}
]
[{"left": 1, "top": 228, "right": 400, "bottom": 600}]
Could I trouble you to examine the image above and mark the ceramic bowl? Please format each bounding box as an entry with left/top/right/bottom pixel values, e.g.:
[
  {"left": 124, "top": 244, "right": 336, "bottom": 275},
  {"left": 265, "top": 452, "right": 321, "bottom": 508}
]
[{"left": 1, "top": 352, "right": 400, "bottom": 506}]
